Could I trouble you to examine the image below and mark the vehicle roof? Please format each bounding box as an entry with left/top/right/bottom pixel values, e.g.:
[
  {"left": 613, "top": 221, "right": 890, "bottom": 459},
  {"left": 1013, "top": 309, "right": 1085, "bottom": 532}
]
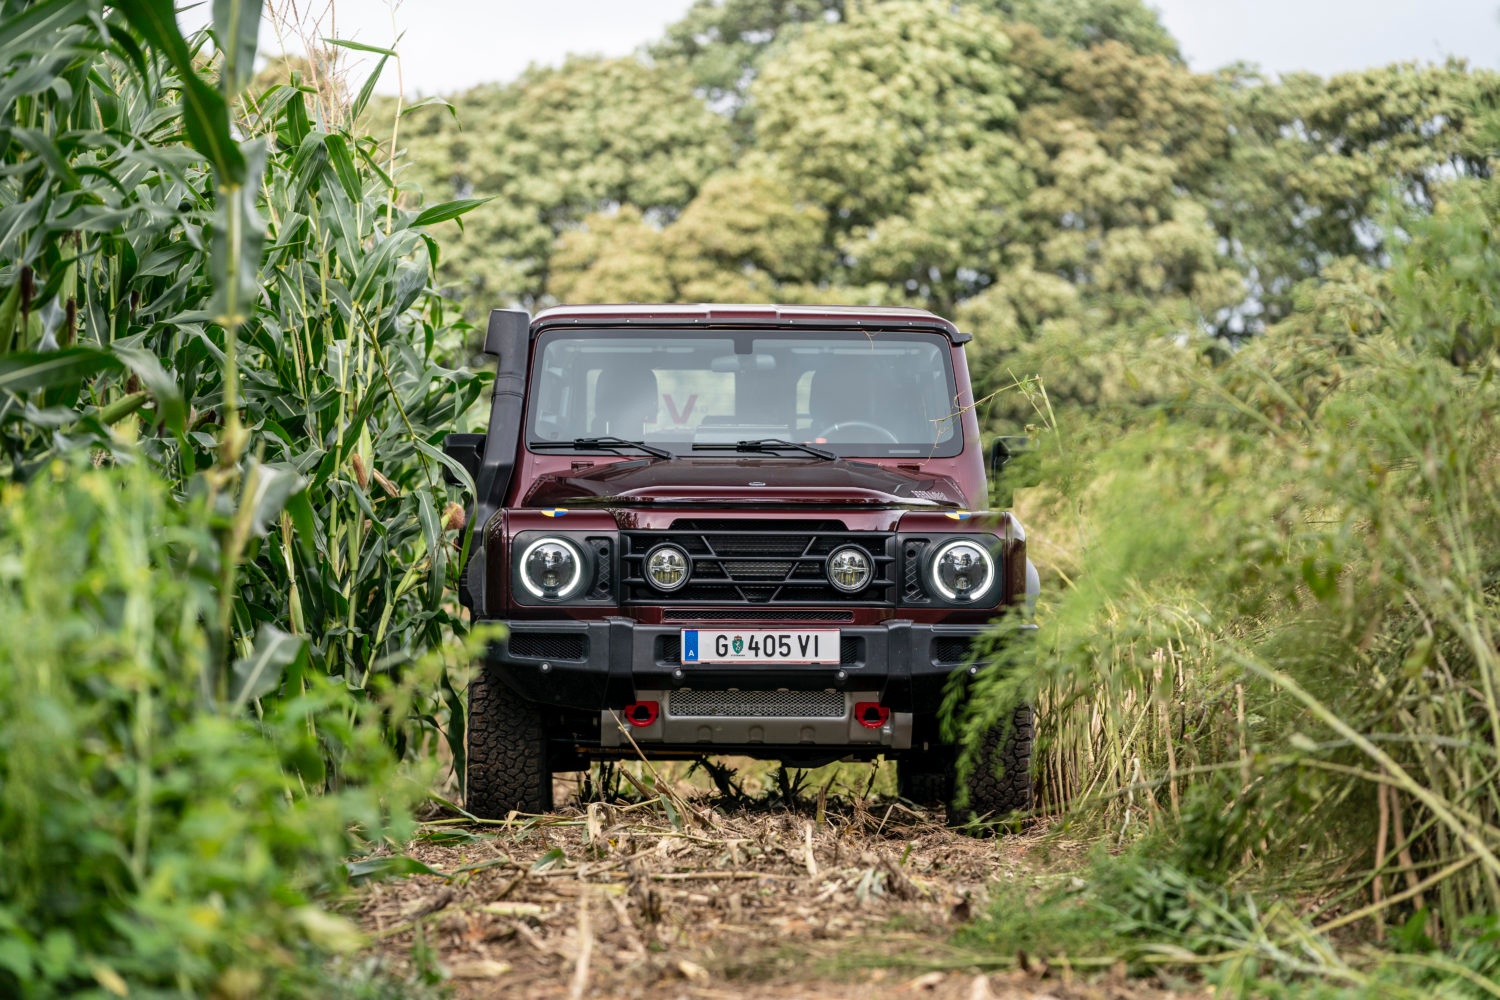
[{"left": 531, "top": 303, "right": 968, "bottom": 343}]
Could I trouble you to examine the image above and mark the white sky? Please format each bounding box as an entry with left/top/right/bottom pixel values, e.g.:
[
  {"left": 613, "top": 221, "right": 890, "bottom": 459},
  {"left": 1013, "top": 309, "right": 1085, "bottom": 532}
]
[{"left": 214, "top": 1, "right": 1500, "bottom": 96}]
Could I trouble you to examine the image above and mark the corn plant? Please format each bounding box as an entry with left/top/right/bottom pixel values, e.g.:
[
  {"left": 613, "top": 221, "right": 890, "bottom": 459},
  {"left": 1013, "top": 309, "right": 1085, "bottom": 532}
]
[
  {"left": 0, "top": 0, "right": 489, "bottom": 753},
  {"left": 0, "top": 0, "right": 486, "bottom": 990}
]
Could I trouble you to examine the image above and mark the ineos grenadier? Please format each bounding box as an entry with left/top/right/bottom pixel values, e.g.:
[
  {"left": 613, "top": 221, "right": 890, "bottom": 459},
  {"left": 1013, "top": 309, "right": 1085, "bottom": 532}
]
[{"left": 445, "top": 304, "right": 1039, "bottom": 824}]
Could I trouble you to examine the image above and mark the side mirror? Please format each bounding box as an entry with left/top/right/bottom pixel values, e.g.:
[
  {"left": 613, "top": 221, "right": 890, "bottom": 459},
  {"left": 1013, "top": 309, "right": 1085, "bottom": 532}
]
[
  {"left": 989, "top": 435, "right": 1039, "bottom": 509},
  {"left": 443, "top": 433, "right": 486, "bottom": 487}
]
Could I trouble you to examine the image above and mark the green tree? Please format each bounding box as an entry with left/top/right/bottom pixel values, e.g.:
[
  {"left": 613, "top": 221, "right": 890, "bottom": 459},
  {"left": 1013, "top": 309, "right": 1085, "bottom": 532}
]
[
  {"left": 1211, "top": 61, "right": 1500, "bottom": 334},
  {"left": 962, "top": 28, "right": 1239, "bottom": 331},
  {"left": 653, "top": 0, "right": 1178, "bottom": 117},
  {"left": 979, "top": 0, "right": 1179, "bottom": 58},
  {"left": 550, "top": 169, "right": 833, "bottom": 304},
  {"left": 562, "top": 2, "right": 1238, "bottom": 398},
  {"left": 395, "top": 56, "right": 732, "bottom": 311},
  {"left": 653, "top": 0, "right": 845, "bottom": 113},
  {"left": 548, "top": 205, "right": 674, "bottom": 303}
]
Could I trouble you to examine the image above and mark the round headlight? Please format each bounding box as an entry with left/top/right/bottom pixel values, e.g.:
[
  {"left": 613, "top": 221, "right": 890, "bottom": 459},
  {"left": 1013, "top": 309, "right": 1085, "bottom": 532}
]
[
  {"left": 930, "top": 539, "right": 994, "bottom": 602},
  {"left": 645, "top": 544, "right": 690, "bottom": 592},
  {"left": 827, "top": 545, "right": 872, "bottom": 593},
  {"left": 519, "top": 537, "right": 586, "bottom": 600}
]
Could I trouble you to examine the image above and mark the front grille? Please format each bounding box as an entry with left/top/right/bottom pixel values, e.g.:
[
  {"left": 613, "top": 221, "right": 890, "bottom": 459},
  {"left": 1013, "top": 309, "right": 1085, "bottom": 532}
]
[
  {"left": 662, "top": 609, "right": 855, "bottom": 623},
  {"left": 669, "top": 690, "right": 845, "bottom": 718},
  {"left": 657, "top": 635, "right": 863, "bottom": 665},
  {"left": 623, "top": 520, "right": 894, "bottom": 605},
  {"left": 507, "top": 633, "right": 587, "bottom": 661}
]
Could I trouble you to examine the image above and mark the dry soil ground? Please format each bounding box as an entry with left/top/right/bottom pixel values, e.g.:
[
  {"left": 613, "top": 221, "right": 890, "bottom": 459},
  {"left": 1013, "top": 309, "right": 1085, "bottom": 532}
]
[{"left": 354, "top": 766, "right": 1200, "bottom": 999}]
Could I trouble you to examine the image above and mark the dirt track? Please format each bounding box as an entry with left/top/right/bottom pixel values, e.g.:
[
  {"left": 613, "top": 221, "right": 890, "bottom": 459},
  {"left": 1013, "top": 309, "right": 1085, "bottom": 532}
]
[{"left": 355, "top": 768, "right": 1196, "bottom": 999}]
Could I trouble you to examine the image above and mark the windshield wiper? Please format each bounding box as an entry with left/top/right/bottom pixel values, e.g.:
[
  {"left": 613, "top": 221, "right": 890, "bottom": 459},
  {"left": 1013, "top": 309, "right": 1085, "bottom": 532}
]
[
  {"left": 532, "top": 437, "right": 673, "bottom": 459},
  {"left": 693, "top": 438, "right": 837, "bottom": 460}
]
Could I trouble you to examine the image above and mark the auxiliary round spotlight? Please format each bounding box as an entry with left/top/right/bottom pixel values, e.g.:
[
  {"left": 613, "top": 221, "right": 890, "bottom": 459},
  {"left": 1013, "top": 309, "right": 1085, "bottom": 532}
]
[
  {"left": 826, "top": 545, "right": 872, "bottom": 593},
  {"left": 644, "top": 543, "right": 691, "bottom": 592}
]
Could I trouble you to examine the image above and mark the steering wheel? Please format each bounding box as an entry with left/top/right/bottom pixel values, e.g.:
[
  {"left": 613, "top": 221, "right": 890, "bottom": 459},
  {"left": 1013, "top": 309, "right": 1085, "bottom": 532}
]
[{"left": 815, "top": 421, "right": 900, "bottom": 443}]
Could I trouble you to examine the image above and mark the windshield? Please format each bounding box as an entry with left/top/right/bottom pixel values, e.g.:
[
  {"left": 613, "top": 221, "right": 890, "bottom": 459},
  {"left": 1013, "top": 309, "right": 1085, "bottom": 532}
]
[{"left": 527, "top": 329, "right": 963, "bottom": 458}]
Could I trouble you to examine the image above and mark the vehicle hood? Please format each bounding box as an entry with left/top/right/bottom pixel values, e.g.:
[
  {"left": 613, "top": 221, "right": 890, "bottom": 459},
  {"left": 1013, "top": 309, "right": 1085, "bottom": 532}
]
[{"left": 521, "top": 458, "right": 968, "bottom": 508}]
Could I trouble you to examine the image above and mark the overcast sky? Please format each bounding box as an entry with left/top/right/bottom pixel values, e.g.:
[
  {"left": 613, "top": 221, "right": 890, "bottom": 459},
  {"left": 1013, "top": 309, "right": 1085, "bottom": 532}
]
[{"left": 230, "top": 1, "right": 1499, "bottom": 97}]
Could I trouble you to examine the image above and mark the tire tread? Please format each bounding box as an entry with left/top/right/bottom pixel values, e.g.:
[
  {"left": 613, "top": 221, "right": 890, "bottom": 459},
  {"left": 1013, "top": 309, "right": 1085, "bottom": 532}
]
[
  {"left": 950, "top": 704, "right": 1034, "bottom": 824},
  {"left": 466, "top": 666, "right": 552, "bottom": 818}
]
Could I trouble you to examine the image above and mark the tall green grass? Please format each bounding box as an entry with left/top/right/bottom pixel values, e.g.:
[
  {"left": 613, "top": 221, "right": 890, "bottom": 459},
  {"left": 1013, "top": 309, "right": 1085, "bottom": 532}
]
[{"left": 968, "top": 169, "right": 1500, "bottom": 981}]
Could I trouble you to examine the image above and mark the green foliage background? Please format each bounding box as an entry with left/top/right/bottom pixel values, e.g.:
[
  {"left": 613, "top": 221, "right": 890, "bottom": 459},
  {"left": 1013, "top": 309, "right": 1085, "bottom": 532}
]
[
  {"left": 386, "top": 0, "right": 1500, "bottom": 985},
  {"left": 1, "top": 0, "right": 1499, "bottom": 992}
]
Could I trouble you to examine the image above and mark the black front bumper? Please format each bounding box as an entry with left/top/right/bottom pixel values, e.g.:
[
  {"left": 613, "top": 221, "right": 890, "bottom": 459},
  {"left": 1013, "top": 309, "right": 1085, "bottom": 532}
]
[{"left": 481, "top": 617, "right": 1031, "bottom": 717}]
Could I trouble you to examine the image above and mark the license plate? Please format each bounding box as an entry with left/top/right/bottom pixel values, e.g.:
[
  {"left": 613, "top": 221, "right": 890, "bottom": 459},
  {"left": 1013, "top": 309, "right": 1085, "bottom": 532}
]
[{"left": 680, "top": 629, "right": 840, "bottom": 664}]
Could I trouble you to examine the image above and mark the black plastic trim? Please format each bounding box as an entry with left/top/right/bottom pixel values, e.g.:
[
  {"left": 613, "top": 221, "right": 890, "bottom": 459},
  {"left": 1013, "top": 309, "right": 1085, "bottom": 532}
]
[{"left": 482, "top": 618, "right": 1032, "bottom": 718}]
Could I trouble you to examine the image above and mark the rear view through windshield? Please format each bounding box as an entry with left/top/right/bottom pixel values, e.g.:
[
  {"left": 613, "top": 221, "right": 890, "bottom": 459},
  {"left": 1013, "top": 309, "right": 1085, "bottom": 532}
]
[{"left": 527, "top": 329, "right": 962, "bottom": 458}]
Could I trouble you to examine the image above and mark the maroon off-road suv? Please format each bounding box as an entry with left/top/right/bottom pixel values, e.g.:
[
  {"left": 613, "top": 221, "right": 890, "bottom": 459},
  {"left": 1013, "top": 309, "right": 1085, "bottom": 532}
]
[{"left": 445, "top": 304, "right": 1039, "bottom": 823}]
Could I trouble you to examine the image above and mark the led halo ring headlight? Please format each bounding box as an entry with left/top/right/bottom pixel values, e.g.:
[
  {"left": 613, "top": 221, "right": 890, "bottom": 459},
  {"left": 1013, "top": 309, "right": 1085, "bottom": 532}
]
[
  {"left": 519, "top": 536, "right": 587, "bottom": 600},
  {"left": 929, "top": 538, "right": 995, "bottom": 602},
  {"left": 826, "top": 544, "right": 873, "bottom": 593},
  {"left": 644, "top": 543, "right": 691, "bottom": 592}
]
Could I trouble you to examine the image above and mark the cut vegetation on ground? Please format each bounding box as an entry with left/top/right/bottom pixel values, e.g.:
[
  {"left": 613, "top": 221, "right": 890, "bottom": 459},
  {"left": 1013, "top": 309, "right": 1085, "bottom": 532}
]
[{"left": 353, "top": 775, "right": 1194, "bottom": 1000}]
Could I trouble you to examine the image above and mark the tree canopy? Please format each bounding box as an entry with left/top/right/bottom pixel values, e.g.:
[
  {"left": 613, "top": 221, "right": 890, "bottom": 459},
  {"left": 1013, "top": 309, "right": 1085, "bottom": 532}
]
[
  {"left": 390, "top": 0, "right": 1500, "bottom": 415},
  {"left": 394, "top": 55, "right": 732, "bottom": 308}
]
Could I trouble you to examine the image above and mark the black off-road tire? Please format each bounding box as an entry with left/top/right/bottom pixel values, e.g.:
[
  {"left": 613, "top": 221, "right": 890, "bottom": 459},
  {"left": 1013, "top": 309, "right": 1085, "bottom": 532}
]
[
  {"left": 466, "top": 666, "right": 552, "bottom": 818},
  {"left": 948, "top": 704, "right": 1034, "bottom": 827},
  {"left": 897, "top": 756, "right": 952, "bottom": 807}
]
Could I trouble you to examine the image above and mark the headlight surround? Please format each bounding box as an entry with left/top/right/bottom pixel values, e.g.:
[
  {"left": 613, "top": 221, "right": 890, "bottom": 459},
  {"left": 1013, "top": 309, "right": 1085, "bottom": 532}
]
[
  {"left": 929, "top": 539, "right": 995, "bottom": 602},
  {"left": 826, "top": 545, "right": 872, "bottom": 593},
  {"left": 519, "top": 536, "right": 586, "bottom": 600},
  {"left": 644, "top": 544, "right": 691, "bottom": 592}
]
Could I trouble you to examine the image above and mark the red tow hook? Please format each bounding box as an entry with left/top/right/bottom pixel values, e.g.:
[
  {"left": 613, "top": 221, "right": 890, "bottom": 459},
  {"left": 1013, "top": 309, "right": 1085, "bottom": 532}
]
[
  {"left": 854, "top": 702, "right": 890, "bottom": 729},
  {"left": 623, "top": 701, "right": 659, "bottom": 727}
]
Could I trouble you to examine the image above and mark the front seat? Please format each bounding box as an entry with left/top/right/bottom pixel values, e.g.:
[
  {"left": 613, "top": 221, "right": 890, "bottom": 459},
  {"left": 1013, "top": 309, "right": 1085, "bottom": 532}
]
[{"left": 590, "top": 365, "right": 659, "bottom": 439}]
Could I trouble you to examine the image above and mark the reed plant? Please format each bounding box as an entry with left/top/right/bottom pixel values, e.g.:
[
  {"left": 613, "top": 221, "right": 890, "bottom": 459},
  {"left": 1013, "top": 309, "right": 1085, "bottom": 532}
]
[{"left": 967, "top": 168, "right": 1500, "bottom": 983}]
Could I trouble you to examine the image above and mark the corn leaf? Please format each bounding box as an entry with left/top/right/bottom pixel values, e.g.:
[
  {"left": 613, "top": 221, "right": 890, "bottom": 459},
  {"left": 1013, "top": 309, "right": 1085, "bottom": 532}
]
[
  {"left": 0, "top": 347, "right": 120, "bottom": 395},
  {"left": 230, "top": 624, "right": 305, "bottom": 707},
  {"left": 410, "top": 197, "right": 492, "bottom": 229}
]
